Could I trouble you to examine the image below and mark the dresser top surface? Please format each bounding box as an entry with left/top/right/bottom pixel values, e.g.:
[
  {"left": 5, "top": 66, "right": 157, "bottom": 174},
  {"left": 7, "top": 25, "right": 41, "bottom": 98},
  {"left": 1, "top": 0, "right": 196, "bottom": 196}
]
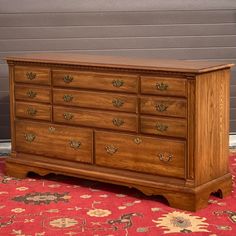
[{"left": 6, "top": 53, "right": 234, "bottom": 73}]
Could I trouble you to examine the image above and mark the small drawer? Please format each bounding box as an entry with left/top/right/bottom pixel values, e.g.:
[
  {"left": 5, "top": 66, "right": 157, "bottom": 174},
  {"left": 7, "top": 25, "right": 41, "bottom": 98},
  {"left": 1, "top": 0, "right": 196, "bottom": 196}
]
[
  {"left": 95, "top": 131, "right": 185, "bottom": 178},
  {"left": 15, "top": 66, "right": 50, "bottom": 85},
  {"left": 141, "top": 96, "right": 187, "bottom": 118},
  {"left": 53, "top": 106, "right": 138, "bottom": 132},
  {"left": 53, "top": 88, "right": 138, "bottom": 113},
  {"left": 141, "top": 76, "right": 187, "bottom": 97},
  {"left": 141, "top": 116, "right": 187, "bottom": 138},
  {"left": 15, "top": 101, "right": 51, "bottom": 121},
  {"left": 52, "top": 69, "right": 138, "bottom": 93},
  {"left": 15, "top": 120, "right": 93, "bottom": 163},
  {"left": 15, "top": 85, "right": 51, "bottom": 103}
]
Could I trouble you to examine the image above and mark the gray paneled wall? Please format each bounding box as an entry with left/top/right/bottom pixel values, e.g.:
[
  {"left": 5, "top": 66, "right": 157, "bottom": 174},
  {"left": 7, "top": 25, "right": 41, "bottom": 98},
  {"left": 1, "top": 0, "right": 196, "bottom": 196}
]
[{"left": 0, "top": 1, "right": 236, "bottom": 139}]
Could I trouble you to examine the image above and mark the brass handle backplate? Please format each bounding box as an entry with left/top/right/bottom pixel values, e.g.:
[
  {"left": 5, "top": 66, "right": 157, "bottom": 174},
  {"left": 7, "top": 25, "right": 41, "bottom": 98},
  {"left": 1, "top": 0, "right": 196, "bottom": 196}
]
[
  {"left": 112, "top": 118, "right": 124, "bottom": 127},
  {"left": 156, "top": 103, "right": 168, "bottom": 112},
  {"left": 105, "top": 145, "right": 118, "bottom": 155},
  {"left": 112, "top": 79, "right": 124, "bottom": 88},
  {"left": 158, "top": 153, "right": 173, "bottom": 162},
  {"left": 134, "top": 137, "right": 142, "bottom": 144},
  {"left": 70, "top": 140, "right": 81, "bottom": 150},
  {"left": 63, "top": 75, "right": 73, "bottom": 83},
  {"left": 156, "top": 82, "right": 168, "bottom": 91},
  {"left": 63, "top": 94, "right": 73, "bottom": 102},
  {"left": 156, "top": 123, "right": 168, "bottom": 132},
  {"left": 112, "top": 98, "right": 124, "bottom": 108},
  {"left": 27, "top": 107, "right": 37, "bottom": 116},
  {"left": 26, "top": 72, "right": 36, "bottom": 80},
  {"left": 26, "top": 90, "right": 37, "bottom": 98},
  {"left": 24, "top": 133, "right": 36, "bottom": 143},
  {"left": 63, "top": 112, "right": 74, "bottom": 120}
]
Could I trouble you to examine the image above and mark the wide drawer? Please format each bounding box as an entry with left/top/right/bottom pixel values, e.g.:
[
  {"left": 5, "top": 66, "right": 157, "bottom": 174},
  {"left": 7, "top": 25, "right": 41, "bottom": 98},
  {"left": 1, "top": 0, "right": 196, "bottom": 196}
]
[
  {"left": 15, "top": 84, "right": 51, "bottom": 103},
  {"left": 141, "top": 116, "right": 187, "bottom": 138},
  {"left": 15, "top": 120, "right": 93, "bottom": 163},
  {"left": 15, "top": 66, "right": 50, "bottom": 85},
  {"left": 95, "top": 131, "right": 185, "bottom": 178},
  {"left": 52, "top": 69, "right": 138, "bottom": 93},
  {"left": 53, "top": 106, "right": 138, "bottom": 132},
  {"left": 141, "top": 96, "right": 187, "bottom": 118},
  {"left": 15, "top": 101, "right": 52, "bottom": 121},
  {"left": 141, "top": 76, "right": 187, "bottom": 97},
  {"left": 53, "top": 88, "right": 138, "bottom": 113}
]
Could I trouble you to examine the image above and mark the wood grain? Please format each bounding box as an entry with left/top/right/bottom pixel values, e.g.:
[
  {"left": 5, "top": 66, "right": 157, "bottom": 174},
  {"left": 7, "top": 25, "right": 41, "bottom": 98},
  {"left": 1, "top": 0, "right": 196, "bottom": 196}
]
[
  {"left": 15, "top": 84, "right": 51, "bottom": 103},
  {"left": 15, "top": 120, "right": 93, "bottom": 163},
  {"left": 53, "top": 88, "right": 138, "bottom": 113},
  {"left": 14, "top": 66, "right": 50, "bottom": 85}
]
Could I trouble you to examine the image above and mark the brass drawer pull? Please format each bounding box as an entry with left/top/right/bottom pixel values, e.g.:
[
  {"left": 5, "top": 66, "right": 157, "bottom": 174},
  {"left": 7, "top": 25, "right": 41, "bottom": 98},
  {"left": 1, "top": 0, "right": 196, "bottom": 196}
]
[
  {"left": 105, "top": 145, "right": 118, "bottom": 155},
  {"left": 24, "top": 133, "right": 36, "bottom": 143},
  {"left": 158, "top": 153, "right": 173, "bottom": 162},
  {"left": 112, "top": 118, "right": 124, "bottom": 127},
  {"left": 26, "top": 72, "right": 36, "bottom": 80},
  {"left": 63, "top": 94, "right": 73, "bottom": 102},
  {"left": 63, "top": 112, "right": 74, "bottom": 120},
  {"left": 156, "top": 82, "right": 168, "bottom": 91},
  {"left": 48, "top": 126, "right": 56, "bottom": 132},
  {"left": 156, "top": 123, "right": 168, "bottom": 132},
  {"left": 27, "top": 107, "right": 37, "bottom": 116},
  {"left": 112, "top": 98, "right": 124, "bottom": 108},
  {"left": 134, "top": 137, "right": 142, "bottom": 144},
  {"left": 63, "top": 75, "right": 73, "bottom": 83},
  {"left": 70, "top": 140, "right": 81, "bottom": 150},
  {"left": 112, "top": 79, "right": 124, "bottom": 88},
  {"left": 26, "top": 90, "right": 37, "bottom": 98},
  {"left": 155, "top": 103, "right": 168, "bottom": 112}
]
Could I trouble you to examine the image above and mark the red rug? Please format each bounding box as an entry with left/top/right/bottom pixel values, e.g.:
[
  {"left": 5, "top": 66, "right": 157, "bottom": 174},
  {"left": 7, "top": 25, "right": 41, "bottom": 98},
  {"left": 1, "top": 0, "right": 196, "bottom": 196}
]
[{"left": 0, "top": 155, "right": 236, "bottom": 236}]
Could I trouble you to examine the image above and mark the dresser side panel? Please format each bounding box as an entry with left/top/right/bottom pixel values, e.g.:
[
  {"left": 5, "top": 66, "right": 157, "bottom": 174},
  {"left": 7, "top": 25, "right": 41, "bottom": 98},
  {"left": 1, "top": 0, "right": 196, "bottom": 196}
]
[{"left": 195, "top": 69, "right": 230, "bottom": 185}]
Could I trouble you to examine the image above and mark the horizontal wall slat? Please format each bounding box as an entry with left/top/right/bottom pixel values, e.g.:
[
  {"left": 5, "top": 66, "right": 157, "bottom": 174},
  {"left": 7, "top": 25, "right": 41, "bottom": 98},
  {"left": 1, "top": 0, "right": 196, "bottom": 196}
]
[
  {"left": 1, "top": 0, "right": 236, "bottom": 13},
  {"left": 231, "top": 85, "right": 236, "bottom": 97},
  {"left": 0, "top": 11, "right": 235, "bottom": 27},
  {"left": 0, "top": 64, "right": 8, "bottom": 76},
  {"left": 0, "top": 78, "right": 9, "bottom": 90},
  {"left": 2, "top": 36, "right": 236, "bottom": 51},
  {"left": 0, "top": 126, "right": 10, "bottom": 139},
  {"left": 0, "top": 103, "right": 10, "bottom": 114},
  {"left": 1, "top": 48, "right": 236, "bottom": 60},
  {"left": 1, "top": 24, "right": 236, "bottom": 39},
  {"left": 230, "top": 121, "right": 236, "bottom": 133},
  {"left": 0, "top": 115, "right": 10, "bottom": 125},
  {"left": 231, "top": 109, "right": 236, "bottom": 120},
  {"left": 0, "top": 91, "right": 9, "bottom": 103}
]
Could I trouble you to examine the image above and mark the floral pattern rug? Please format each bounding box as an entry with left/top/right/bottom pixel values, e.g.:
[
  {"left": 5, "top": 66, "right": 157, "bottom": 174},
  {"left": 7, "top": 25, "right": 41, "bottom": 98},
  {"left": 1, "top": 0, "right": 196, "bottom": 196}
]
[{"left": 0, "top": 154, "right": 236, "bottom": 236}]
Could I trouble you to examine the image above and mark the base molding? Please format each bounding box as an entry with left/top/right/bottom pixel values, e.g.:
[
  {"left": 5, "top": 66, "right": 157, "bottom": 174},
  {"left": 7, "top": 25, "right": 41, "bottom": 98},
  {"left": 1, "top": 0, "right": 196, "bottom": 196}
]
[{"left": 5, "top": 155, "right": 232, "bottom": 211}]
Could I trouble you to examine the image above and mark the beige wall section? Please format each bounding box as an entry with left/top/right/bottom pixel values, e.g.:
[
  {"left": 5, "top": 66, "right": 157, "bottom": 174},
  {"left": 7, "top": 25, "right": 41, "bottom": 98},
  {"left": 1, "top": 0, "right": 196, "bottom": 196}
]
[{"left": 0, "top": 1, "right": 235, "bottom": 138}]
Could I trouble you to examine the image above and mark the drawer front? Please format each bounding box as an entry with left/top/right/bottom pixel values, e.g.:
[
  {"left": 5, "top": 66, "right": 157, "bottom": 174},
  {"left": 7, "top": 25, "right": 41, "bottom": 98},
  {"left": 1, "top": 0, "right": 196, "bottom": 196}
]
[
  {"left": 53, "top": 89, "right": 138, "bottom": 113},
  {"left": 15, "top": 85, "right": 51, "bottom": 103},
  {"left": 52, "top": 70, "right": 138, "bottom": 93},
  {"left": 95, "top": 131, "right": 185, "bottom": 178},
  {"left": 141, "top": 76, "right": 187, "bottom": 97},
  {"left": 141, "top": 116, "right": 187, "bottom": 138},
  {"left": 15, "top": 66, "right": 50, "bottom": 85},
  {"left": 15, "top": 102, "right": 51, "bottom": 121},
  {"left": 141, "top": 96, "right": 187, "bottom": 118},
  {"left": 54, "top": 106, "right": 138, "bottom": 132},
  {"left": 15, "top": 120, "right": 93, "bottom": 163}
]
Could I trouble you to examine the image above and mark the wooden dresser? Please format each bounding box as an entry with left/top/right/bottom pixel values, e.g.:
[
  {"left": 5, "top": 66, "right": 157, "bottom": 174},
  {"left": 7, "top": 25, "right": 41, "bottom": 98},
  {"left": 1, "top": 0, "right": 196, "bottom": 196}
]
[{"left": 5, "top": 53, "right": 234, "bottom": 211}]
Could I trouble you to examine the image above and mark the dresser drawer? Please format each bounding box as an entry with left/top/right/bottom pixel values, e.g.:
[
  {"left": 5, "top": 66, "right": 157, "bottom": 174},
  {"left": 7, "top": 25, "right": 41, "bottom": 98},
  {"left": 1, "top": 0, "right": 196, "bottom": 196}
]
[
  {"left": 15, "top": 85, "right": 51, "bottom": 103},
  {"left": 141, "top": 116, "right": 187, "bottom": 138},
  {"left": 15, "top": 120, "right": 93, "bottom": 163},
  {"left": 53, "top": 88, "right": 138, "bottom": 113},
  {"left": 15, "top": 102, "right": 51, "bottom": 121},
  {"left": 141, "top": 96, "right": 187, "bottom": 118},
  {"left": 95, "top": 131, "right": 185, "bottom": 178},
  {"left": 141, "top": 76, "right": 187, "bottom": 97},
  {"left": 54, "top": 106, "right": 138, "bottom": 132},
  {"left": 52, "top": 69, "right": 138, "bottom": 93},
  {"left": 15, "top": 66, "right": 50, "bottom": 85}
]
